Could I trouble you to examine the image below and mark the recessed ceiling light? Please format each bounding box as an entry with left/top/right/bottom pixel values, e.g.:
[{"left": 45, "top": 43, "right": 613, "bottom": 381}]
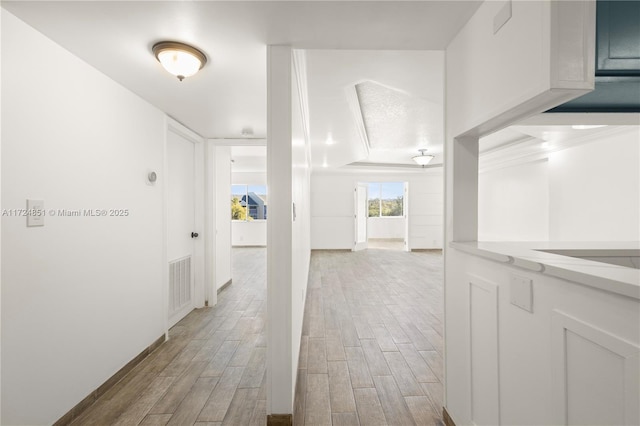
[
  {"left": 325, "top": 134, "right": 336, "bottom": 145},
  {"left": 571, "top": 125, "right": 607, "bottom": 130},
  {"left": 152, "top": 41, "right": 207, "bottom": 81}
]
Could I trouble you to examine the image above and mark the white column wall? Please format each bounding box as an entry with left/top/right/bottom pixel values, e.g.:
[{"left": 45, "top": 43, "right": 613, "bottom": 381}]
[
  {"left": 1, "top": 12, "right": 166, "bottom": 424},
  {"left": 266, "top": 45, "right": 295, "bottom": 415},
  {"left": 0, "top": 7, "right": 4, "bottom": 421},
  {"left": 310, "top": 171, "right": 443, "bottom": 250},
  {"left": 291, "top": 50, "right": 311, "bottom": 397},
  {"left": 266, "top": 45, "right": 311, "bottom": 416}
]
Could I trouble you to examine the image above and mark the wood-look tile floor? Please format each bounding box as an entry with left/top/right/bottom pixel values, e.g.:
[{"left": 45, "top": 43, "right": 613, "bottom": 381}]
[
  {"left": 71, "top": 247, "right": 268, "bottom": 426},
  {"left": 295, "top": 249, "right": 444, "bottom": 426},
  {"left": 71, "top": 247, "right": 443, "bottom": 426}
]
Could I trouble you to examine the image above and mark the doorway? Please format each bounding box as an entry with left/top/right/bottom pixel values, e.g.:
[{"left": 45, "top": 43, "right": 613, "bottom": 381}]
[
  {"left": 355, "top": 181, "right": 409, "bottom": 251},
  {"left": 167, "top": 128, "right": 197, "bottom": 327}
]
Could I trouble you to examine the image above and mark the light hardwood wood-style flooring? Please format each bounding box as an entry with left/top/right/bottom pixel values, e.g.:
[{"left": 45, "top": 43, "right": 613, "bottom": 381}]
[
  {"left": 70, "top": 247, "right": 443, "bottom": 425},
  {"left": 71, "top": 247, "right": 268, "bottom": 426},
  {"left": 295, "top": 249, "right": 444, "bottom": 426}
]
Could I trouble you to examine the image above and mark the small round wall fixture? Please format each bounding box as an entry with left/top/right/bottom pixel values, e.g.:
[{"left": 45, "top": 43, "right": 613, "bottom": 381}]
[{"left": 152, "top": 41, "right": 207, "bottom": 81}]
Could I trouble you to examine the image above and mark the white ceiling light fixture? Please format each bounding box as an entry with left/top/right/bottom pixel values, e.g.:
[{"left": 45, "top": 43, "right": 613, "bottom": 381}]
[
  {"left": 325, "top": 133, "right": 336, "bottom": 145},
  {"left": 152, "top": 41, "right": 207, "bottom": 81},
  {"left": 571, "top": 124, "right": 607, "bottom": 130},
  {"left": 412, "top": 149, "right": 434, "bottom": 166}
]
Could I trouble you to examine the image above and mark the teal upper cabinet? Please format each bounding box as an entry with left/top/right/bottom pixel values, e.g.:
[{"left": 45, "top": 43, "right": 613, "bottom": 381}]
[
  {"left": 549, "top": 0, "right": 640, "bottom": 112},
  {"left": 597, "top": 0, "right": 640, "bottom": 76}
]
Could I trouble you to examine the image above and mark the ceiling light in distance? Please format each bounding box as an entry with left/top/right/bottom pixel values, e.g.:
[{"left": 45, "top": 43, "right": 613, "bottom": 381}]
[
  {"left": 571, "top": 125, "right": 607, "bottom": 130},
  {"left": 412, "top": 149, "right": 434, "bottom": 166},
  {"left": 152, "top": 41, "right": 207, "bottom": 81},
  {"left": 325, "top": 133, "right": 336, "bottom": 145}
]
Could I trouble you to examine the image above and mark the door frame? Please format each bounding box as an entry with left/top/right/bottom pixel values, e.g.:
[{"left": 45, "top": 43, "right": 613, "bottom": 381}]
[
  {"left": 404, "top": 182, "right": 410, "bottom": 252},
  {"left": 163, "top": 117, "right": 207, "bottom": 335},
  {"left": 353, "top": 183, "right": 368, "bottom": 251}
]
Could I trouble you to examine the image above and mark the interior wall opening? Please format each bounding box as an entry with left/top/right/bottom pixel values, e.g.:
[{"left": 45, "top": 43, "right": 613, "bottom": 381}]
[{"left": 361, "top": 181, "right": 408, "bottom": 251}]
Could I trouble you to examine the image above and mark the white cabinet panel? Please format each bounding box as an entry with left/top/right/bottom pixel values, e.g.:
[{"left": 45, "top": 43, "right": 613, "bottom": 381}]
[{"left": 552, "top": 311, "right": 640, "bottom": 426}]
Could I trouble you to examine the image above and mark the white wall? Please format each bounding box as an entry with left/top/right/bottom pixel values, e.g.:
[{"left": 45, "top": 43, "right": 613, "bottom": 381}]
[
  {"left": 478, "top": 127, "right": 640, "bottom": 242},
  {"left": 0, "top": 7, "right": 4, "bottom": 421},
  {"left": 215, "top": 146, "right": 232, "bottom": 289},
  {"left": 2, "top": 12, "right": 165, "bottom": 425},
  {"left": 291, "top": 51, "right": 311, "bottom": 398},
  {"left": 267, "top": 46, "right": 294, "bottom": 415},
  {"left": 232, "top": 220, "right": 267, "bottom": 246},
  {"left": 549, "top": 128, "right": 640, "bottom": 241},
  {"left": 266, "top": 46, "right": 311, "bottom": 416},
  {"left": 479, "top": 160, "right": 549, "bottom": 241},
  {"left": 445, "top": 1, "right": 597, "bottom": 425},
  {"left": 232, "top": 171, "right": 267, "bottom": 186},
  {"left": 311, "top": 171, "right": 443, "bottom": 250},
  {"left": 368, "top": 216, "right": 405, "bottom": 239}
]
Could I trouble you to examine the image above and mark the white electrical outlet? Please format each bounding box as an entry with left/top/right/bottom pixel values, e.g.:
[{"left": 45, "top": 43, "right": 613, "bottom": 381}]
[
  {"left": 27, "top": 199, "right": 45, "bottom": 227},
  {"left": 510, "top": 274, "right": 533, "bottom": 313}
]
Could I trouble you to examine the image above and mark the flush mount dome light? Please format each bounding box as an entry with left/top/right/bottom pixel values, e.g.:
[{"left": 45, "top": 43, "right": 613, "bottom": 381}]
[
  {"left": 412, "top": 149, "right": 434, "bottom": 166},
  {"left": 152, "top": 41, "right": 207, "bottom": 81}
]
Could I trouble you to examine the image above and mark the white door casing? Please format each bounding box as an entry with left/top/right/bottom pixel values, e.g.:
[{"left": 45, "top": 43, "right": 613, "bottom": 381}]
[
  {"left": 167, "top": 129, "right": 196, "bottom": 327},
  {"left": 354, "top": 183, "right": 368, "bottom": 251},
  {"left": 404, "top": 182, "right": 410, "bottom": 252}
]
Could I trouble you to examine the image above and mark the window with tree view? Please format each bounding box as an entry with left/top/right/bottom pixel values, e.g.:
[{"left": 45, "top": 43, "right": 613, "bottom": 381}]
[
  {"left": 231, "top": 185, "right": 268, "bottom": 221},
  {"left": 368, "top": 182, "right": 403, "bottom": 217}
]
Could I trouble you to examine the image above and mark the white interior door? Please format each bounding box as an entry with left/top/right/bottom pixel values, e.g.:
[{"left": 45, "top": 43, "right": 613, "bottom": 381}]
[
  {"left": 354, "top": 183, "right": 368, "bottom": 251},
  {"left": 404, "top": 182, "right": 410, "bottom": 252},
  {"left": 167, "top": 130, "right": 196, "bottom": 327}
]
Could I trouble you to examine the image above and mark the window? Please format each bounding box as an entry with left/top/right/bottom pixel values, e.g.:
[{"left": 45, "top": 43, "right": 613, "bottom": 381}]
[
  {"left": 368, "top": 182, "right": 404, "bottom": 217},
  {"left": 231, "top": 184, "right": 267, "bottom": 221}
]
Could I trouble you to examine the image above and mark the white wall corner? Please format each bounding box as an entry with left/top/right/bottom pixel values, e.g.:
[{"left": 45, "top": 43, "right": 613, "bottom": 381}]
[{"left": 266, "top": 45, "right": 294, "bottom": 416}]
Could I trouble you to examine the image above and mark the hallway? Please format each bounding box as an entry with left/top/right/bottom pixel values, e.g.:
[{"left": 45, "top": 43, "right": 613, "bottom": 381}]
[
  {"left": 70, "top": 248, "right": 443, "bottom": 425},
  {"left": 71, "top": 248, "right": 268, "bottom": 425}
]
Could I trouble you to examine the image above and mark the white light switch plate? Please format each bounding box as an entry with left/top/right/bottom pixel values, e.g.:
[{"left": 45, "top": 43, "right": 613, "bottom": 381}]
[
  {"left": 27, "top": 199, "right": 44, "bottom": 227},
  {"left": 510, "top": 274, "right": 533, "bottom": 313}
]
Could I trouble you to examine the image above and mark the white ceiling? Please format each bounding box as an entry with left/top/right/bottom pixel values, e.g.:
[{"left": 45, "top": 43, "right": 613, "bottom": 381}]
[
  {"left": 3, "top": 0, "right": 481, "bottom": 143},
  {"left": 305, "top": 49, "right": 444, "bottom": 169},
  {"left": 480, "top": 113, "right": 640, "bottom": 171},
  {"left": 14, "top": 1, "right": 625, "bottom": 174},
  {"left": 357, "top": 81, "right": 443, "bottom": 150}
]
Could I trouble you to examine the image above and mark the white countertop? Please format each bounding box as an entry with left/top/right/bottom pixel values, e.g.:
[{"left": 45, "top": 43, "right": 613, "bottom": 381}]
[{"left": 450, "top": 241, "right": 640, "bottom": 300}]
